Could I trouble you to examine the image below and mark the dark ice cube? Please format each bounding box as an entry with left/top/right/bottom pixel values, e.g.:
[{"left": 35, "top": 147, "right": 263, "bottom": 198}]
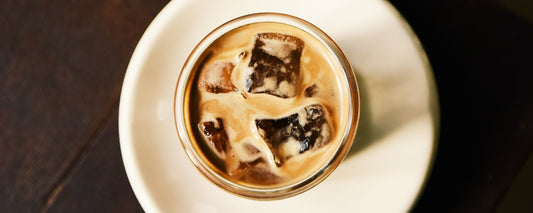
[
  {"left": 243, "top": 142, "right": 261, "bottom": 156},
  {"left": 304, "top": 84, "right": 318, "bottom": 97},
  {"left": 255, "top": 104, "right": 331, "bottom": 166},
  {"left": 228, "top": 158, "right": 263, "bottom": 178},
  {"left": 245, "top": 33, "right": 304, "bottom": 98},
  {"left": 198, "top": 61, "right": 236, "bottom": 93},
  {"left": 198, "top": 118, "right": 231, "bottom": 157},
  {"left": 243, "top": 163, "right": 283, "bottom": 185}
]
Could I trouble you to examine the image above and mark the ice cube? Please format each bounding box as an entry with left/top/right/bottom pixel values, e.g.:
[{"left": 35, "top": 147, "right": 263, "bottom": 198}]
[
  {"left": 198, "top": 118, "right": 231, "bottom": 158},
  {"left": 243, "top": 142, "right": 261, "bottom": 156},
  {"left": 304, "top": 84, "right": 318, "bottom": 97},
  {"left": 240, "top": 161, "right": 283, "bottom": 185},
  {"left": 245, "top": 33, "right": 304, "bottom": 98},
  {"left": 227, "top": 141, "right": 284, "bottom": 183},
  {"left": 255, "top": 104, "right": 331, "bottom": 166},
  {"left": 228, "top": 158, "right": 263, "bottom": 178},
  {"left": 198, "top": 61, "right": 237, "bottom": 93}
]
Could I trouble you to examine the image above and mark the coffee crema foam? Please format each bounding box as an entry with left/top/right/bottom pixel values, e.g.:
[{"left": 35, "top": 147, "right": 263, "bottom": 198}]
[{"left": 186, "top": 22, "right": 350, "bottom": 188}]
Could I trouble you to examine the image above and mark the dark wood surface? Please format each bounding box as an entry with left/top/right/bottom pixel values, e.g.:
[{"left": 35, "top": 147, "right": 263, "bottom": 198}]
[
  {"left": 1, "top": 0, "right": 531, "bottom": 212},
  {"left": 1, "top": 0, "right": 168, "bottom": 212}
]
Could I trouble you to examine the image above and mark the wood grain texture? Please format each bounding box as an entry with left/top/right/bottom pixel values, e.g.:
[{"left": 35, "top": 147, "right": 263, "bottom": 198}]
[
  {"left": 0, "top": 0, "right": 168, "bottom": 212},
  {"left": 44, "top": 110, "right": 143, "bottom": 213}
]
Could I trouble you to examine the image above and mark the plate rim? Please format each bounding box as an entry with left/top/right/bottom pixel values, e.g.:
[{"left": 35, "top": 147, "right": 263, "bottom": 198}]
[{"left": 118, "top": 0, "right": 440, "bottom": 212}]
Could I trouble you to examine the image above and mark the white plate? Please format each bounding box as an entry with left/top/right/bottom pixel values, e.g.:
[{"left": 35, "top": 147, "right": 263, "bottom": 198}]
[{"left": 118, "top": 0, "right": 439, "bottom": 212}]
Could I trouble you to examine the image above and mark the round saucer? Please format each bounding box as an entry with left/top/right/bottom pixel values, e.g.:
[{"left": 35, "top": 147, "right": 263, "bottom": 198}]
[{"left": 118, "top": 0, "right": 439, "bottom": 212}]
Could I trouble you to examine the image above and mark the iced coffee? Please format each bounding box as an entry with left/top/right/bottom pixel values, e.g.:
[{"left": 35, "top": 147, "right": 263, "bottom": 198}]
[{"left": 176, "top": 13, "right": 359, "bottom": 199}]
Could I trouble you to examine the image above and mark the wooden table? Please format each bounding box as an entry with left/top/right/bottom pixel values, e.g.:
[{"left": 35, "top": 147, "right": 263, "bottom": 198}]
[{"left": 2, "top": 0, "right": 532, "bottom": 212}]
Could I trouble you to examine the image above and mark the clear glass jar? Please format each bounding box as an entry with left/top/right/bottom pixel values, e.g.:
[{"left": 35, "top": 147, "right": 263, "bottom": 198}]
[{"left": 174, "top": 12, "right": 359, "bottom": 200}]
